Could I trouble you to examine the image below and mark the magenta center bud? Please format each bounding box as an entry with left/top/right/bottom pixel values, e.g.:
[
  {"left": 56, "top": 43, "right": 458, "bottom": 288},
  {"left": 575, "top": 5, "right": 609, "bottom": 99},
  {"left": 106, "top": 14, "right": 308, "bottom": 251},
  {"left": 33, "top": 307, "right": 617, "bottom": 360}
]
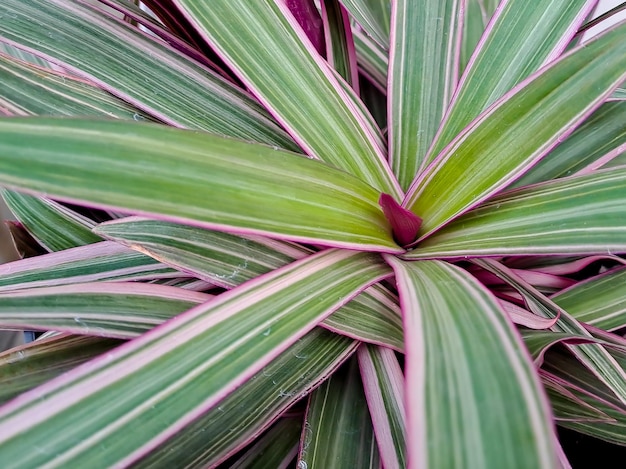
[{"left": 379, "top": 193, "right": 423, "bottom": 247}]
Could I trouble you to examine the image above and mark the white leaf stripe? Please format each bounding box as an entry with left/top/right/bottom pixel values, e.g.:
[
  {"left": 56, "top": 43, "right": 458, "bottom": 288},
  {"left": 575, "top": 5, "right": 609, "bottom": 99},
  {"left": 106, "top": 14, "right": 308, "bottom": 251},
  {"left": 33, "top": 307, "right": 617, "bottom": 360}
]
[{"left": 0, "top": 250, "right": 390, "bottom": 467}]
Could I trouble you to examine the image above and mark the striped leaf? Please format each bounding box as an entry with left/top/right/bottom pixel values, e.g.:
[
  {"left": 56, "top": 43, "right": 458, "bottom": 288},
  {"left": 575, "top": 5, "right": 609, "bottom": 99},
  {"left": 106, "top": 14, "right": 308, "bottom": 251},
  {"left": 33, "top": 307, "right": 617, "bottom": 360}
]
[
  {"left": 0, "top": 0, "right": 297, "bottom": 149},
  {"left": 408, "top": 168, "right": 626, "bottom": 259},
  {"left": 0, "top": 249, "right": 390, "bottom": 466},
  {"left": 0, "top": 241, "right": 177, "bottom": 292},
  {"left": 0, "top": 52, "right": 151, "bottom": 120},
  {"left": 229, "top": 417, "right": 301, "bottom": 469},
  {"left": 385, "top": 257, "right": 556, "bottom": 468},
  {"left": 423, "top": 0, "right": 597, "bottom": 166},
  {"left": 552, "top": 267, "right": 626, "bottom": 331},
  {"left": 404, "top": 22, "right": 626, "bottom": 237},
  {"left": 388, "top": 0, "right": 463, "bottom": 189},
  {"left": 460, "top": 0, "right": 499, "bottom": 73},
  {"left": 173, "top": 0, "right": 400, "bottom": 196},
  {"left": 0, "top": 118, "right": 401, "bottom": 252},
  {"left": 2, "top": 190, "right": 101, "bottom": 251},
  {"left": 96, "top": 217, "right": 404, "bottom": 351},
  {"left": 354, "top": 30, "right": 388, "bottom": 93},
  {"left": 358, "top": 344, "right": 406, "bottom": 469},
  {"left": 474, "top": 258, "right": 626, "bottom": 406},
  {"left": 340, "top": 0, "right": 390, "bottom": 47},
  {"left": 298, "top": 356, "right": 381, "bottom": 468},
  {"left": 0, "top": 282, "right": 212, "bottom": 338},
  {"left": 322, "top": 0, "right": 359, "bottom": 90},
  {"left": 0, "top": 334, "right": 121, "bottom": 404},
  {"left": 513, "top": 101, "right": 626, "bottom": 186}
]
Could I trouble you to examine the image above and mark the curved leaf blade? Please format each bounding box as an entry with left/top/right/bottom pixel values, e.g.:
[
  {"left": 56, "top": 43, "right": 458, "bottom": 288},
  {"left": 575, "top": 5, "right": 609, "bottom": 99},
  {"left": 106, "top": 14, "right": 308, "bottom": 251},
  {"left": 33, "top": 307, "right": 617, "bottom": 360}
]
[
  {"left": 404, "top": 21, "right": 626, "bottom": 237},
  {"left": 407, "top": 168, "right": 626, "bottom": 259},
  {"left": 0, "top": 118, "right": 401, "bottom": 252},
  {"left": 385, "top": 257, "right": 557, "bottom": 469},
  {"left": 173, "top": 0, "right": 400, "bottom": 196}
]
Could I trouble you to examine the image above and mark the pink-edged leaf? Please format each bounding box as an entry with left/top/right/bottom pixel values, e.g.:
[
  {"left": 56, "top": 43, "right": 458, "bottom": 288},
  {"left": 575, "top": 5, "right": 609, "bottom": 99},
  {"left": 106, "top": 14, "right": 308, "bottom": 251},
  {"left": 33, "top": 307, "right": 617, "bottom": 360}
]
[
  {"left": 358, "top": 344, "right": 406, "bottom": 469},
  {"left": 0, "top": 249, "right": 390, "bottom": 466},
  {"left": 384, "top": 256, "right": 557, "bottom": 468},
  {"left": 500, "top": 300, "right": 559, "bottom": 330},
  {"left": 285, "top": 0, "right": 325, "bottom": 55},
  {"left": 321, "top": 0, "right": 360, "bottom": 92}
]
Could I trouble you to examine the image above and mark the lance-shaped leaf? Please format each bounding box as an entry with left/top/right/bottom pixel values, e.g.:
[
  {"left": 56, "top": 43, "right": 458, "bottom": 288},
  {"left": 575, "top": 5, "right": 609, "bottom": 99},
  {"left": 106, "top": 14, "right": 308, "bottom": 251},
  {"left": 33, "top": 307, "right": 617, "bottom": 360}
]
[
  {"left": 0, "top": 118, "right": 402, "bottom": 253},
  {"left": 358, "top": 344, "right": 406, "bottom": 469},
  {"left": 460, "top": 0, "right": 499, "bottom": 73},
  {"left": 96, "top": 217, "right": 404, "bottom": 351},
  {"left": 340, "top": 0, "right": 390, "bottom": 48},
  {"left": 406, "top": 168, "right": 626, "bottom": 259},
  {"left": 388, "top": 0, "right": 463, "bottom": 189},
  {"left": 552, "top": 267, "right": 626, "bottom": 332},
  {"left": 0, "top": 334, "right": 121, "bottom": 404},
  {"left": 135, "top": 327, "right": 357, "bottom": 468},
  {"left": 386, "top": 256, "right": 556, "bottom": 468},
  {"left": 0, "top": 282, "right": 212, "bottom": 338},
  {"left": 2, "top": 190, "right": 101, "bottom": 251},
  {"left": 322, "top": 0, "right": 359, "bottom": 91},
  {"left": 384, "top": 257, "right": 557, "bottom": 468},
  {"left": 0, "top": 52, "right": 151, "bottom": 120},
  {"left": 0, "top": 241, "right": 178, "bottom": 292},
  {"left": 172, "top": 0, "right": 401, "bottom": 196},
  {"left": 473, "top": 258, "right": 626, "bottom": 406},
  {"left": 0, "top": 249, "right": 390, "bottom": 466},
  {"left": 404, "top": 22, "right": 626, "bottom": 237},
  {"left": 513, "top": 101, "right": 626, "bottom": 187},
  {"left": 423, "top": 0, "right": 597, "bottom": 165},
  {"left": 521, "top": 329, "right": 593, "bottom": 366},
  {"left": 354, "top": 30, "right": 388, "bottom": 93},
  {"left": 229, "top": 417, "right": 301, "bottom": 469},
  {"left": 298, "top": 356, "right": 380, "bottom": 468},
  {"left": 0, "top": 0, "right": 297, "bottom": 149}
]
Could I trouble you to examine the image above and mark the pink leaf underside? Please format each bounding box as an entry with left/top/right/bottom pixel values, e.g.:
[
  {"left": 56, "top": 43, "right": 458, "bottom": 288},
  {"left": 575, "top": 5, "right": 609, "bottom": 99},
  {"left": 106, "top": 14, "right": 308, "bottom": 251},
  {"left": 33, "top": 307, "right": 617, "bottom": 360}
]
[
  {"left": 285, "top": 0, "right": 325, "bottom": 55},
  {"left": 379, "top": 193, "right": 422, "bottom": 246},
  {"left": 499, "top": 299, "right": 559, "bottom": 329}
]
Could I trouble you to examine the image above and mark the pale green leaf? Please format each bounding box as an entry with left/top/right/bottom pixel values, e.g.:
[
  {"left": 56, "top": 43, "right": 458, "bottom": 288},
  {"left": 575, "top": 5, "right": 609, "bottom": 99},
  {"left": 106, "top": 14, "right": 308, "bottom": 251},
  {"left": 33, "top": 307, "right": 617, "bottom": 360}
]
[
  {"left": 0, "top": 241, "right": 178, "bottom": 292},
  {"left": 407, "top": 169, "right": 626, "bottom": 259},
  {"left": 354, "top": 29, "right": 387, "bottom": 93},
  {"left": 405, "top": 22, "right": 626, "bottom": 236},
  {"left": 460, "top": 0, "right": 499, "bottom": 73},
  {"left": 423, "top": 0, "right": 596, "bottom": 165},
  {"left": 385, "top": 257, "right": 556, "bottom": 468},
  {"left": 513, "top": 101, "right": 626, "bottom": 186},
  {"left": 0, "top": 250, "right": 390, "bottom": 466},
  {"left": 0, "top": 0, "right": 297, "bottom": 149},
  {"left": 96, "top": 217, "right": 404, "bottom": 351},
  {"left": 298, "top": 356, "right": 380, "bottom": 469},
  {"left": 133, "top": 327, "right": 356, "bottom": 468},
  {"left": 2, "top": 190, "right": 101, "bottom": 251},
  {"left": 0, "top": 118, "right": 401, "bottom": 252},
  {"left": 322, "top": 0, "right": 359, "bottom": 90},
  {"left": 174, "top": 0, "right": 400, "bottom": 196},
  {"left": 552, "top": 267, "right": 626, "bottom": 332},
  {"left": 388, "top": 0, "right": 463, "bottom": 189},
  {"left": 341, "top": 0, "right": 390, "bottom": 47}
]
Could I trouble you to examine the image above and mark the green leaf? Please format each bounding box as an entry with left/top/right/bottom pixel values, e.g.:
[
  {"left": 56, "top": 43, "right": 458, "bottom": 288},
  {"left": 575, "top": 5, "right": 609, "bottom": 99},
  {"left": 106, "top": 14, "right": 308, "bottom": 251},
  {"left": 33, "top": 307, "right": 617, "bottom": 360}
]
[
  {"left": 0, "top": 0, "right": 297, "bottom": 149},
  {"left": 0, "top": 241, "right": 178, "bottom": 292},
  {"left": 385, "top": 257, "right": 556, "bottom": 468},
  {"left": 340, "top": 0, "right": 390, "bottom": 48},
  {"left": 423, "top": 0, "right": 596, "bottom": 165},
  {"left": 96, "top": 217, "right": 404, "bottom": 351},
  {"left": 552, "top": 267, "right": 626, "bottom": 331},
  {"left": 2, "top": 190, "right": 101, "bottom": 251},
  {"left": 230, "top": 417, "right": 300, "bottom": 469},
  {"left": 0, "top": 118, "right": 401, "bottom": 252},
  {"left": 0, "top": 52, "right": 150, "bottom": 120},
  {"left": 404, "top": 22, "right": 626, "bottom": 237},
  {"left": 0, "top": 334, "right": 121, "bottom": 404},
  {"left": 134, "top": 327, "right": 356, "bottom": 468},
  {"left": 520, "top": 330, "right": 587, "bottom": 365},
  {"left": 513, "top": 101, "right": 626, "bottom": 186},
  {"left": 0, "top": 282, "right": 212, "bottom": 338},
  {"left": 0, "top": 249, "right": 390, "bottom": 466},
  {"left": 388, "top": 0, "right": 463, "bottom": 189},
  {"left": 174, "top": 0, "right": 400, "bottom": 196},
  {"left": 354, "top": 29, "right": 388, "bottom": 93},
  {"left": 298, "top": 356, "right": 380, "bottom": 468},
  {"left": 460, "top": 0, "right": 499, "bottom": 73},
  {"left": 322, "top": 0, "right": 359, "bottom": 90},
  {"left": 408, "top": 168, "right": 626, "bottom": 259},
  {"left": 358, "top": 344, "right": 406, "bottom": 469}
]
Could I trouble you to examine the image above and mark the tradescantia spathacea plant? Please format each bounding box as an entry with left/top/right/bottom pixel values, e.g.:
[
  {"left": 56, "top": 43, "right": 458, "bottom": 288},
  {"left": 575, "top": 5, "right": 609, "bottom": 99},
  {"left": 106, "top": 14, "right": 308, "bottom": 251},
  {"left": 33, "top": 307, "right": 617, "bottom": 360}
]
[{"left": 0, "top": 0, "right": 625, "bottom": 466}]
